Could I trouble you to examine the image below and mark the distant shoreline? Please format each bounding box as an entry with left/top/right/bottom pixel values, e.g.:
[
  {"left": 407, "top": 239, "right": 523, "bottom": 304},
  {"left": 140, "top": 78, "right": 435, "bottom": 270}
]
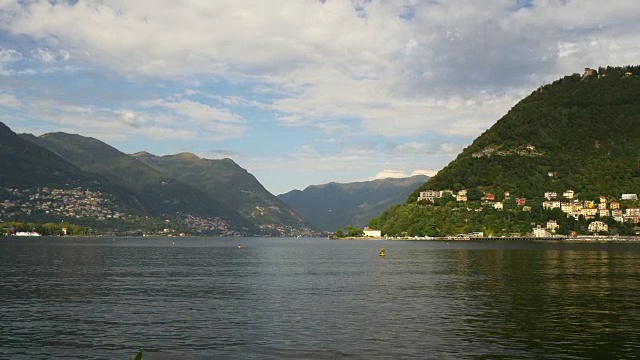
[{"left": 331, "top": 235, "right": 640, "bottom": 242}]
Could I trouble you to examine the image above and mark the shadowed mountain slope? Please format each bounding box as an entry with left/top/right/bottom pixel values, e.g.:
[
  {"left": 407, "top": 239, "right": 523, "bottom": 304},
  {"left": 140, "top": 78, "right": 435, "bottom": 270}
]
[
  {"left": 278, "top": 175, "right": 429, "bottom": 231},
  {"left": 25, "top": 132, "right": 251, "bottom": 232},
  {"left": 133, "top": 152, "right": 316, "bottom": 235}
]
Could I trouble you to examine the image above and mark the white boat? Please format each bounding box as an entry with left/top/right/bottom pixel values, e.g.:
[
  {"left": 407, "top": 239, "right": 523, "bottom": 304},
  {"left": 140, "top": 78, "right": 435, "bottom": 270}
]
[{"left": 15, "top": 231, "right": 42, "bottom": 237}]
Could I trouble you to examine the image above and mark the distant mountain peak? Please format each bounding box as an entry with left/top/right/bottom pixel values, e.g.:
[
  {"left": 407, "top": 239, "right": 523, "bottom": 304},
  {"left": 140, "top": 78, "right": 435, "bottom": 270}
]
[
  {"left": 173, "top": 152, "right": 201, "bottom": 160},
  {"left": 131, "top": 151, "right": 156, "bottom": 158},
  {"left": 278, "top": 175, "right": 429, "bottom": 231}
]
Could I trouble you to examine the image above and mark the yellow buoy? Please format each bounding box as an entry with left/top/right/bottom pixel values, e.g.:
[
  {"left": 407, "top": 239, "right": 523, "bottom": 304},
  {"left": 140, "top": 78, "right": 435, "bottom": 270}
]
[
  {"left": 238, "top": 245, "right": 242, "bottom": 249},
  {"left": 379, "top": 248, "right": 385, "bottom": 257}
]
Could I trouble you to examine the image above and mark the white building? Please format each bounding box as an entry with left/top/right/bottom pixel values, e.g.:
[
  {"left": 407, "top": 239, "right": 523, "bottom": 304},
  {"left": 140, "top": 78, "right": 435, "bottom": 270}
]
[
  {"left": 546, "top": 220, "right": 560, "bottom": 231},
  {"left": 588, "top": 221, "right": 608, "bottom": 233},
  {"left": 622, "top": 194, "right": 638, "bottom": 201},
  {"left": 533, "top": 225, "right": 549, "bottom": 238},
  {"left": 363, "top": 227, "right": 382, "bottom": 237},
  {"left": 544, "top": 192, "right": 558, "bottom": 200},
  {"left": 418, "top": 190, "right": 441, "bottom": 202},
  {"left": 543, "top": 200, "right": 561, "bottom": 210},
  {"left": 625, "top": 208, "right": 640, "bottom": 217},
  {"left": 494, "top": 202, "right": 504, "bottom": 210},
  {"left": 563, "top": 190, "right": 575, "bottom": 199}
]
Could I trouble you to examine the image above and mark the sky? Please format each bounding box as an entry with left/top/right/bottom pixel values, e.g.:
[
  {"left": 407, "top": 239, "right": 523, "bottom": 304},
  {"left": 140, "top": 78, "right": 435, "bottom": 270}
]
[{"left": 1, "top": 1, "right": 639, "bottom": 195}]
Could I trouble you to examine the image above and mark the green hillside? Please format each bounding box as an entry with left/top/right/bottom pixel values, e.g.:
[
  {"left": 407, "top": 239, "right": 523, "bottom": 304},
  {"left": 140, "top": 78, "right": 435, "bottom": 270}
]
[
  {"left": 25, "top": 132, "right": 253, "bottom": 234},
  {"left": 371, "top": 66, "right": 640, "bottom": 237},
  {"left": 0, "top": 122, "right": 90, "bottom": 188},
  {"left": 132, "top": 152, "right": 316, "bottom": 236},
  {"left": 278, "top": 175, "right": 428, "bottom": 231}
]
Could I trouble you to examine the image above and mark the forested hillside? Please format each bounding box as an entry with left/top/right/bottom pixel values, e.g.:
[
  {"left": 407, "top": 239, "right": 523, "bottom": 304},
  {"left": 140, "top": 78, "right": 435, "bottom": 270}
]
[{"left": 371, "top": 66, "right": 640, "bottom": 237}]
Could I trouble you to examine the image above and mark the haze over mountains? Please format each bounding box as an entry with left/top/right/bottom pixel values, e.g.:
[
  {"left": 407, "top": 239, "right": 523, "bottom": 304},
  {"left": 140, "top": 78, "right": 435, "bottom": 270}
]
[{"left": 278, "top": 175, "right": 428, "bottom": 231}]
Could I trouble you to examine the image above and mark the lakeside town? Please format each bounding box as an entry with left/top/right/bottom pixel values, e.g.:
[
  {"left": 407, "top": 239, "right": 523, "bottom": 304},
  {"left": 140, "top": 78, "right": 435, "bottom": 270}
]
[
  {"left": 0, "top": 187, "right": 318, "bottom": 237},
  {"left": 414, "top": 187, "right": 640, "bottom": 238}
]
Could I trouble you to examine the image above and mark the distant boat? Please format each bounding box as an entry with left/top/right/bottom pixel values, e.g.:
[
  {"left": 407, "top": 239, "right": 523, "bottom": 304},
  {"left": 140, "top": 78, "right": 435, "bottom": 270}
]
[{"left": 15, "top": 231, "right": 42, "bottom": 237}]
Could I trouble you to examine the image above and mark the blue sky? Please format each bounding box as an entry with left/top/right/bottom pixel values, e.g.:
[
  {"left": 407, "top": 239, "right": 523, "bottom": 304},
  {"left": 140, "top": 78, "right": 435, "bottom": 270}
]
[{"left": 1, "top": 1, "right": 639, "bottom": 194}]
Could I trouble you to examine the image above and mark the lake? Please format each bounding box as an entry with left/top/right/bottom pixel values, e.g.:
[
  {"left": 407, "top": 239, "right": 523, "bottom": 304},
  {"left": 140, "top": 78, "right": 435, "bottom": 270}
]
[{"left": 1, "top": 237, "right": 639, "bottom": 359}]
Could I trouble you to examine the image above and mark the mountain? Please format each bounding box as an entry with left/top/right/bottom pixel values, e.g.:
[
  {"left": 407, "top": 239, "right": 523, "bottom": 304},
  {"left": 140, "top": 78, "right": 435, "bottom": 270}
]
[
  {"left": 0, "top": 122, "right": 92, "bottom": 188},
  {"left": 370, "top": 65, "right": 640, "bottom": 237},
  {"left": 23, "top": 132, "right": 252, "bottom": 234},
  {"left": 132, "top": 151, "right": 316, "bottom": 235},
  {"left": 278, "top": 175, "right": 429, "bottom": 231}
]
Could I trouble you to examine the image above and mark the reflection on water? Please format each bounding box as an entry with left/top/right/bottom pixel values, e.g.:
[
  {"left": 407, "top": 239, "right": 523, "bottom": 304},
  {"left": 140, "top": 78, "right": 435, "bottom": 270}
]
[{"left": 1, "top": 238, "right": 639, "bottom": 359}]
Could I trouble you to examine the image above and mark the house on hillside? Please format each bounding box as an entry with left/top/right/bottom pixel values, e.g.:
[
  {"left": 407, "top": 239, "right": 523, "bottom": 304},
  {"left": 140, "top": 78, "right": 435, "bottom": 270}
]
[
  {"left": 456, "top": 194, "right": 468, "bottom": 202},
  {"left": 624, "top": 71, "right": 633, "bottom": 78},
  {"left": 579, "top": 208, "right": 598, "bottom": 218},
  {"left": 418, "top": 190, "right": 441, "bottom": 202},
  {"left": 610, "top": 201, "right": 620, "bottom": 210},
  {"left": 494, "top": 202, "right": 504, "bottom": 210},
  {"left": 563, "top": 190, "right": 575, "bottom": 199},
  {"left": 484, "top": 193, "right": 495, "bottom": 201},
  {"left": 625, "top": 208, "right": 640, "bottom": 217},
  {"left": 600, "top": 209, "right": 610, "bottom": 217},
  {"left": 582, "top": 68, "right": 597, "bottom": 77},
  {"left": 543, "top": 200, "right": 561, "bottom": 210},
  {"left": 599, "top": 196, "right": 607, "bottom": 203},
  {"left": 516, "top": 198, "right": 527, "bottom": 206},
  {"left": 533, "top": 225, "right": 549, "bottom": 238},
  {"left": 588, "top": 221, "right": 608, "bottom": 233},
  {"left": 622, "top": 194, "right": 638, "bottom": 201},
  {"left": 546, "top": 220, "right": 559, "bottom": 232},
  {"left": 545, "top": 192, "right": 558, "bottom": 200}
]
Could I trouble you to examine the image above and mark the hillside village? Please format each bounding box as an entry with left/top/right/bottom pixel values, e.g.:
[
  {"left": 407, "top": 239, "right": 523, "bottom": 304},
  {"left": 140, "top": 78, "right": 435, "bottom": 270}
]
[
  {"left": 0, "top": 187, "right": 127, "bottom": 221},
  {"left": 418, "top": 187, "right": 640, "bottom": 237}
]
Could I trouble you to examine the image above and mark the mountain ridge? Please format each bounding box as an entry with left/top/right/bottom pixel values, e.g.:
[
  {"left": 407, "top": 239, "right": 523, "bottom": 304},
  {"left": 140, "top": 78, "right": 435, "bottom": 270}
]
[
  {"left": 278, "top": 175, "right": 429, "bottom": 231},
  {"left": 132, "top": 151, "right": 316, "bottom": 236},
  {"left": 21, "top": 132, "right": 254, "bottom": 234}
]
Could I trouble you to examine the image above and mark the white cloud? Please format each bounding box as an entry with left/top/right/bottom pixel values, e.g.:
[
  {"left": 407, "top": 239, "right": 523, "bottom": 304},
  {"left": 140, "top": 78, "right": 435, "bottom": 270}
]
[
  {"left": 370, "top": 169, "right": 435, "bottom": 180},
  {"left": 411, "top": 169, "right": 437, "bottom": 177},
  {"left": 119, "top": 110, "right": 146, "bottom": 128},
  {"left": 31, "top": 48, "right": 71, "bottom": 63},
  {"left": 2, "top": 0, "right": 640, "bottom": 193},
  {"left": 372, "top": 169, "right": 409, "bottom": 180},
  {"left": 0, "top": 93, "right": 21, "bottom": 108},
  {"left": 140, "top": 98, "right": 248, "bottom": 140},
  {"left": 0, "top": 48, "right": 22, "bottom": 62}
]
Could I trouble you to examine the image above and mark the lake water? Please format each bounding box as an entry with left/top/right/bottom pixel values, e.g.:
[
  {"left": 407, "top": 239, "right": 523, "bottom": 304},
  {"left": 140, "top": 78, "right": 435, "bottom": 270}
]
[{"left": 1, "top": 237, "right": 640, "bottom": 359}]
